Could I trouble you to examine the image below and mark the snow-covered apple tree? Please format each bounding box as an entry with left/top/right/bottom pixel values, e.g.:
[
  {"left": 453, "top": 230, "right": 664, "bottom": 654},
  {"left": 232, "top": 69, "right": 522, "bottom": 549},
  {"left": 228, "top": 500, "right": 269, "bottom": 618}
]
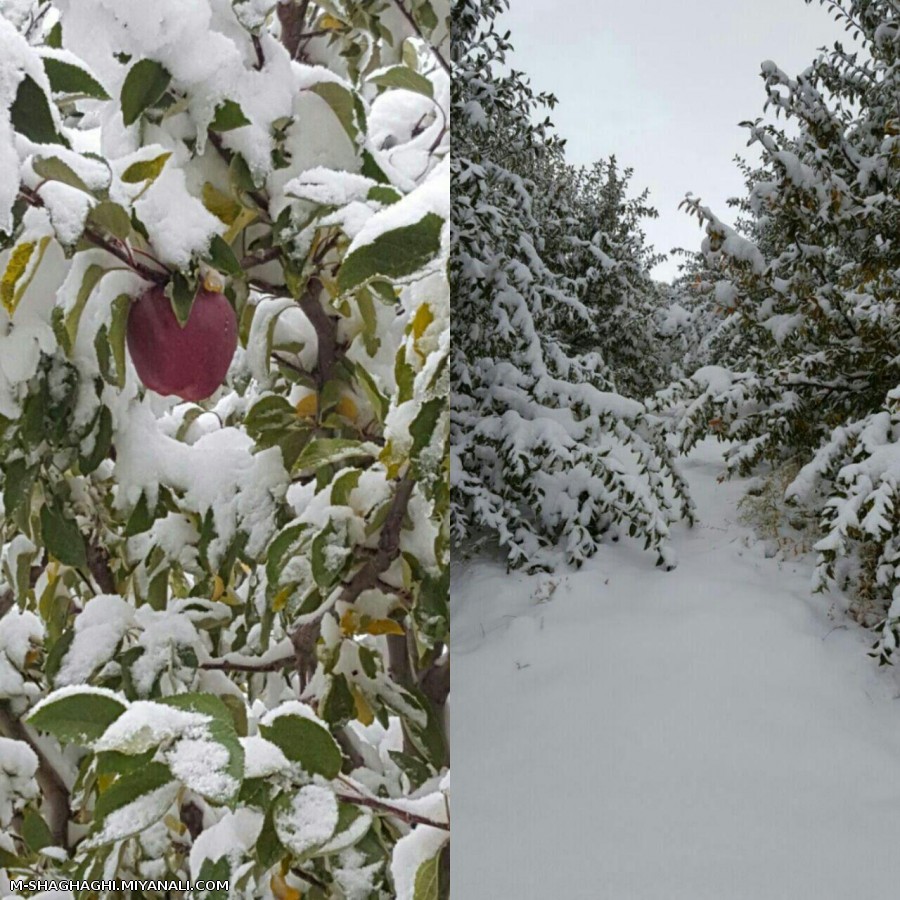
[
  {"left": 654, "top": 0, "right": 900, "bottom": 661},
  {"left": 0, "top": 0, "right": 449, "bottom": 897},
  {"left": 451, "top": 0, "right": 692, "bottom": 571}
]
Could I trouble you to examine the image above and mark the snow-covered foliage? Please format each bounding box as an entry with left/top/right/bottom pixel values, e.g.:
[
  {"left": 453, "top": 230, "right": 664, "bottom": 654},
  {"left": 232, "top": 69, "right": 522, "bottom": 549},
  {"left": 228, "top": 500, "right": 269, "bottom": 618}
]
[
  {"left": 654, "top": 0, "right": 900, "bottom": 660},
  {"left": 548, "top": 158, "right": 670, "bottom": 399},
  {"left": 451, "top": 0, "right": 692, "bottom": 571},
  {"left": 0, "top": 1, "right": 449, "bottom": 896}
]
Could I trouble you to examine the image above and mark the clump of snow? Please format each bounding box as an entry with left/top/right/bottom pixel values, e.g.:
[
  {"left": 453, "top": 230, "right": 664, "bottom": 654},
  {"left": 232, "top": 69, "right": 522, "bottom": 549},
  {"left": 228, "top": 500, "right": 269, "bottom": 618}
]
[
  {"left": 0, "top": 606, "right": 43, "bottom": 703},
  {"left": 390, "top": 824, "right": 448, "bottom": 900},
  {"left": 37, "top": 181, "right": 94, "bottom": 246},
  {"left": 164, "top": 736, "right": 236, "bottom": 801},
  {"left": 240, "top": 734, "right": 290, "bottom": 779},
  {"left": 115, "top": 404, "right": 289, "bottom": 566},
  {"left": 56, "top": 594, "right": 134, "bottom": 687},
  {"left": 86, "top": 781, "right": 179, "bottom": 847},
  {"left": 94, "top": 700, "right": 210, "bottom": 754},
  {"left": 274, "top": 784, "right": 338, "bottom": 856},
  {"left": 0, "top": 736, "right": 38, "bottom": 826},
  {"left": 132, "top": 166, "right": 224, "bottom": 268},
  {"left": 189, "top": 807, "right": 263, "bottom": 880}
]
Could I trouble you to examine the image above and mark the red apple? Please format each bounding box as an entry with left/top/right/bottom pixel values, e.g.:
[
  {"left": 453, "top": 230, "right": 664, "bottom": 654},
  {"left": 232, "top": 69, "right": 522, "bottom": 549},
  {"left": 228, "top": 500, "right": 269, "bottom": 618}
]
[{"left": 126, "top": 284, "right": 237, "bottom": 402}]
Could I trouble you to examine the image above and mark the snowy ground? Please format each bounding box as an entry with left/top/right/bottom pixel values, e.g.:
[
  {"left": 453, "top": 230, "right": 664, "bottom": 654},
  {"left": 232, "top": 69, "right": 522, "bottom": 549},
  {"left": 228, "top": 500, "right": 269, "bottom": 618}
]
[{"left": 452, "top": 440, "right": 900, "bottom": 899}]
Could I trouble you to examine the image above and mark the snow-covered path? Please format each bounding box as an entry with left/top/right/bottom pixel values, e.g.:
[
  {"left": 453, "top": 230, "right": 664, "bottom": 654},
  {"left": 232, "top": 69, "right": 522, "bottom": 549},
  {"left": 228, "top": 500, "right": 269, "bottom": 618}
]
[{"left": 452, "top": 441, "right": 900, "bottom": 899}]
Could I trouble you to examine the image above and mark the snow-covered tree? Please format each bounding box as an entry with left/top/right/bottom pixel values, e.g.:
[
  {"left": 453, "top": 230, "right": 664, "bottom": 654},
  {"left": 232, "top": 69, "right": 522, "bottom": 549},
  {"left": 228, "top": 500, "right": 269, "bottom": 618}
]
[
  {"left": 451, "top": 0, "right": 692, "bottom": 571},
  {"left": 548, "top": 158, "right": 669, "bottom": 399},
  {"left": 655, "top": 0, "right": 900, "bottom": 660},
  {"left": 0, "top": 1, "right": 449, "bottom": 896}
]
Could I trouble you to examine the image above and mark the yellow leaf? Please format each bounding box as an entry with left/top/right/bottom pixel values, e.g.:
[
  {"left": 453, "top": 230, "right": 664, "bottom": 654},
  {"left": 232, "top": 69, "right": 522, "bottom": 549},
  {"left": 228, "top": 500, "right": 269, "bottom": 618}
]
[
  {"left": 295, "top": 393, "right": 318, "bottom": 418},
  {"left": 335, "top": 395, "right": 358, "bottom": 421},
  {"left": 1, "top": 237, "right": 49, "bottom": 316},
  {"left": 340, "top": 609, "right": 358, "bottom": 635},
  {"left": 202, "top": 182, "right": 242, "bottom": 225},
  {"left": 363, "top": 618, "right": 405, "bottom": 637},
  {"left": 351, "top": 683, "right": 375, "bottom": 726},
  {"left": 320, "top": 13, "right": 344, "bottom": 30},
  {"left": 224, "top": 206, "right": 258, "bottom": 245},
  {"left": 411, "top": 302, "right": 433, "bottom": 341},
  {"left": 121, "top": 152, "right": 172, "bottom": 184},
  {"left": 272, "top": 585, "right": 293, "bottom": 612},
  {"left": 271, "top": 874, "right": 302, "bottom": 900},
  {"left": 211, "top": 575, "right": 225, "bottom": 602}
]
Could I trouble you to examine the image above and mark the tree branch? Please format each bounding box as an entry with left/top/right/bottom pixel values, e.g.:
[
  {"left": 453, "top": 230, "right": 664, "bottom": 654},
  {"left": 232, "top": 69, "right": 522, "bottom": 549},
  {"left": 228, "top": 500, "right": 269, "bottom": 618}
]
[
  {"left": 296, "top": 278, "right": 337, "bottom": 388},
  {"left": 199, "top": 656, "right": 294, "bottom": 673},
  {"left": 0, "top": 704, "right": 70, "bottom": 849},
  {"left": 18, "top": 187, "right": 168, "bottom": 285},
  {"left": 389, "top": 0, "right": 450, "bottom": 75},
  {"left": 278, "top": 0, "right": 311, "bottom": 61},
  {"left": 241, "top": 246, "right": 283, "bottom": 270},
  {"left": 336, "top": 777, "right": 450, "bottom": 831},
  {"left": 291, "top": 475, "right": 416, "bottom": 683}
]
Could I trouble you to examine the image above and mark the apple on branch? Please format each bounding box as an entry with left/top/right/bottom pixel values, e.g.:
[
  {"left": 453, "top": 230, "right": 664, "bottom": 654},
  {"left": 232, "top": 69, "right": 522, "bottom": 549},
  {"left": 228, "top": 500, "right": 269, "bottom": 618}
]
[{"left": 126, "top": 283, "right": 238, "bottom": 402}]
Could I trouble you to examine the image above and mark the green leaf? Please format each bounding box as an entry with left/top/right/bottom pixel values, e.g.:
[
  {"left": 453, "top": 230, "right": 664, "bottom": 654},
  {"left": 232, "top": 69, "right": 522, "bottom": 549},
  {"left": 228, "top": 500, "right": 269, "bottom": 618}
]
[
  {"left": 413, "top": 845, "right": 448, "bottom": 900},
  {"left": 4, "top": 459, "right": 35, "bottom": 527},
  {"left": 95, "top": 748, "right": 156, "bottom": 777},
  {"left": 88, "top": 200, "right": 132, "bottom": 240},
  {"left": 369, "top": 65, "right": 434, "bottom": 98},
  {"left": 265, "top": 522, "right": 308, "bottom": 590},
  {"left": 121, "top": 151, "right": 172, "bottom": 184},
  {"left": 338, "top": 213, "right": 444, "bottom": 293},
  {"left": 92, "top": 761, "right": 175, "bottom": 840},
  {"left": 33, "top": 156, "right": 91, "bottom": 194},
  {"left": 65, "top": 264, "right": 108, "bottom": 349},
  {"left": 10, "top": 75, "right": 66, "bottom": 145},
  {"left": 411, "top": 396, "right": 444, "bottom": 459},
  {"left": 206, "top": 234, "right": 243, "bottom": 277},
  {"left": 40, "top": 502, "right": 87, "bottom": 569},
  {"left": 256, "top": 808, "right": 284, "bottom": 870},
  {"left": 43, "top": 57, "right": 109, "bottom": 99},
  {"left": 388, "top": 750, "right": 432, "bottom": 789},
  {"left": 46, "top": 21, "right": 62, "bottom": 49},
  {"left": 109, "top": 293, "right": 131, "bottom": 388},
  {"left": 310, "top": 522, "right": 351, "bottom": 590},
  {"left": 22, "top": 809, "right": 53, "bottom": 853},
  {"left": 120, "top": 59, "right": 171, "bottom": 127},
  {"left": 80, "top": 406, "right": 113, "bottom": 474},
  {"left": 27, "top": 689, "right": 127, "bottom": 744},
  {"left": 320, "top": 673, "right": 356, "bottom": 728},
  {"left": 124, "top": 492, "right": 154, "bottom": 537},
  {"left": 165, "top": 271, "right": 198, "bottom": 327},
  {"left": 210, "top": 99, "right": 251, "bottom": 132},
  {"left": 309, "top": 82, "right": 360, "bottom": 143},
  {"left": 367, "top": 185, "right": 402, "bottom": 205},
  {"left": 293, "top": 438, "right": 377, "bottom": 472},
  {"left": 259, "top": 713, "right": 342, "bottom": 779}
]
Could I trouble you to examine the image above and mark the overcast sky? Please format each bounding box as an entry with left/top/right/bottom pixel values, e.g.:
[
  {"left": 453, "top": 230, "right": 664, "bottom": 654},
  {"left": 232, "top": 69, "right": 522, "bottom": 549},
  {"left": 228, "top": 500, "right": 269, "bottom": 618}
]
[{"left": 501, "top": 0, "right": 847, "bottom": 280}]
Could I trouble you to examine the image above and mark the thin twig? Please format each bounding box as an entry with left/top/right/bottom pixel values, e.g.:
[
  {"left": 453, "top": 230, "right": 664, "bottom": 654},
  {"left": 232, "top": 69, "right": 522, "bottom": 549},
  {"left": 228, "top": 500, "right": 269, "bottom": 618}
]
[
  {"left": 389, "top": 0, "right": 450, "bottom": 75},
  {"left": 241, "top": 246, "right": 283, "bottom": 270},
  {"left": 199, "top": 656, "right": 294, "bottom": 673},
  {"left": 336, "top": 777, "right": 449, "bottom": 831},
  {"left": 18, "top": 186, "right": 168, "bottom": 284}
]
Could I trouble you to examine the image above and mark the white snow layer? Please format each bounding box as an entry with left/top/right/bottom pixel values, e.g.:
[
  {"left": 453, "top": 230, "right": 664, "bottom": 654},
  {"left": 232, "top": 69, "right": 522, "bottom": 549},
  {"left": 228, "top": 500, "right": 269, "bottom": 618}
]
[{"left": 453, "top": 439, "right": 900, "bottom": 899}]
